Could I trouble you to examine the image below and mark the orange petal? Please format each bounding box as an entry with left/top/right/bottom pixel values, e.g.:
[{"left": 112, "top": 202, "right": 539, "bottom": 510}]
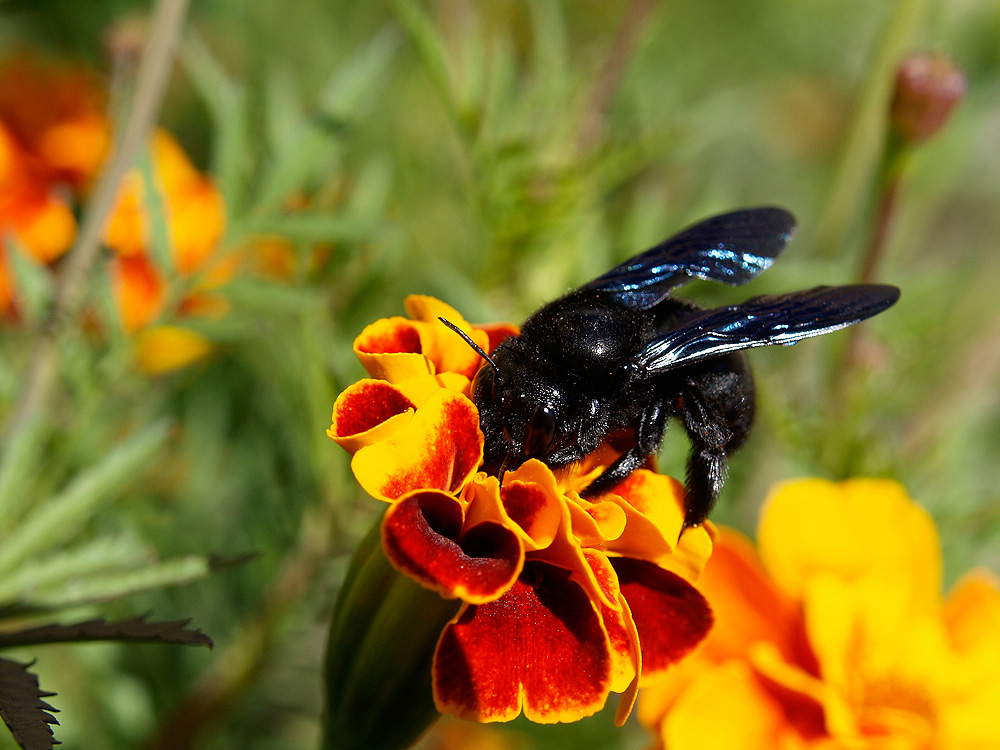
[
  {"left": 404, "top": 295, "right": 491, "bottom": 380},
  {"left": 351, "top": 390, "right": 483, "bottom": 501},
  {"left": 534, "top": 494, "right": 618, "bottom": 611},
  {"left": 612, "top": 557, "right": 713, "bottom": 684},
  {"left": 463, "top": 473, "right": 562, "bottom": 552},
  {"left": 694, "top": 528, "right": 816, "bottom": 672},
  {"left": 104, "top": 171, "right": 149, "bottom": 257},
  {"left": 599, "top": 470, "right": 686, "bottom": 564},
  {"left": 433, "top": 563, "right": 612, "bottom": 723},
  {"left": 0, "top": 243, "right": 16, "bottom": 318},
  {"left": 584, "top": 551, "right": 639, "bottom": 696},
  {"left": 3, "top": 185, "right": 76, "bottom": 263},
  {"left": 328, "top": 379, "right": 416, "bottom": 455},
  {"left": 475, "top": 321, "right": 520, "bottom": 354},
  {"left": 112, "top": 254, "right": 165, "bottom": 332},
  {"left": 382, "top": 490, "right": 523, "bottom": 604},
  {"left": 134, "top": 325, "right": 213, "bottom": 374},
  {"left": 758, "top": 478, "right": 941, "bottom": 614},
  {"left": 354, "top": 317, "right": 432, "bottom": 382},
  {"left": 164, "top": 177, "right": 226, "bottom": 275},
  {"left": 943, "top": 569, "right": 1000, "bottom": 655}
]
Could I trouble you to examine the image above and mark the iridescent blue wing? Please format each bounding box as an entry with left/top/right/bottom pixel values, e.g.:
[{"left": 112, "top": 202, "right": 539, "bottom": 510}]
[
  {"left": 637, "top": 285, "right": 900, "bottom": 374},
  {"left": 582, "top": 207, "right": 796, "bottom": 309}
]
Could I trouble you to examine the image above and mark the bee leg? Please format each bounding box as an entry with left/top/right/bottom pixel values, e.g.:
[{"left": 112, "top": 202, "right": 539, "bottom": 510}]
[
  {"left": 581, "top": 399, "right": 668, "bottom": 498},
  {"left": 677, "top": 389, "right": 732, "bottom": 529}
]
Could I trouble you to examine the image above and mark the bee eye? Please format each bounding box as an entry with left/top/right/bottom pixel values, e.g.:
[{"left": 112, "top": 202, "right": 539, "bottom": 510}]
[
  {"left": 472, "top": 365, "right": 497, "bottom": 403},
  {"left": 523, "top": 405, "right": 556, "bottom": 457}
]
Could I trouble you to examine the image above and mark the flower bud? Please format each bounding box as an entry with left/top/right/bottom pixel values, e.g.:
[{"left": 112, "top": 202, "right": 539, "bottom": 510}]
[
  {"left": 889, "top": 53, "right": 966, "bottom": 145},
  {"left": 323, "top": 519, "right": 462, "bottom": 750}
]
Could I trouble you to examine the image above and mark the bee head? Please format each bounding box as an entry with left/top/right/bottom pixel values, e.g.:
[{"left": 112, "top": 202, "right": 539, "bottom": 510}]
[{"left": 439, "top": 317, "right": 569, "bottom": 482}]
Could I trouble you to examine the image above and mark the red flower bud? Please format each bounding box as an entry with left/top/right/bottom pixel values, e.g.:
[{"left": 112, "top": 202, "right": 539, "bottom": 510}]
[{"left": 890, "top": 53, "right": 967, "bottom": 145}]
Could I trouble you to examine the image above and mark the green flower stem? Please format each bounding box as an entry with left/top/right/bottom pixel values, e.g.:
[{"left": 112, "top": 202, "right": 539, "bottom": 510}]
[
  {"left": 827, "top": 130, "right": 913, "bottom": 460},
  {"left": 323, "top": 518, "right": 461, "bottom": 750}
]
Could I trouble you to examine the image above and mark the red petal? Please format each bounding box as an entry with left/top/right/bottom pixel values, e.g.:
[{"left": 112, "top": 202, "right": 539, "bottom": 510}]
[
  {"left": 330, "top": 380, "right": 415, "bottom": 438},
  {"left": 475, "top": 321, "right": 520, "bottom": 353},
  {"left": 612, "top": 557, "right": 713, "bottom": 683},
  {"left": 382, "top": 490, "right": 523, "bottom": 604},
  {"left": 433, "top": 563, "right": 612, "bottom": 723},
  {"left": 352, "top": 390, "right": 483, "bottom": 500},
  {"left": 355, "top": 316, "right": 422, "bottom": 354}
]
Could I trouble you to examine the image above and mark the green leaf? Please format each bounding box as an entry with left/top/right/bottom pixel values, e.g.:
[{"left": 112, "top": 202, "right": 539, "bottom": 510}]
[
  {"left": 390, "top": 0, "right": 458, "bottom": 115},
  {"left": 0, "top": 413, "right": 48, "bottom": 533},
  {"left": 179, "top": 31, "right": 252, "bottom": 213},
  {"left": 0, "top": 535, "right": 147, "bottom": 608},
  {"left": 239, "top": 212, "right": 379, "bottom": 244},
  {"left": 0, "top": 421, "right": 172, "bottom": 578},
  {"left": 317, "top": 28, "right": 399, "bottom": 124},
  {"left": 0, "top": 554, "right": 243, "bottom": 616},
  {"left": 2, "top": 237, "right": 53, "bottom": 327}
]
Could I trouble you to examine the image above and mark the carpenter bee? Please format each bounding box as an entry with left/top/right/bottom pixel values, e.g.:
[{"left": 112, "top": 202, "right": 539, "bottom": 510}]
[{"left": 442, "top": 208, "right": 899, "bottom": 528}]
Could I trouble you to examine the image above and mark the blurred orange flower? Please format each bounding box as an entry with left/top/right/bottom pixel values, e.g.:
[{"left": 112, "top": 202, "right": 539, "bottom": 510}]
[
  {"left": 0, "top": 53, "right": 110, "bottom": 191},
  {"left": 640, "top": 478, "right": 1000, "bottom": 750},
  {"left": 329, "top": 296, "right": 716, "bottom": 725},
  {"left": 104, "top": 129, "right": 228, "bottom": 333},
  {"left": 0, "top": 54, "right": 105, "bottom": 318}
]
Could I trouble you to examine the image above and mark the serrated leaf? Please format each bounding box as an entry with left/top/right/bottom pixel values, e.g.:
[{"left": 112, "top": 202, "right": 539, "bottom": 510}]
[
  {"left": 0, "top": 421, "right": 172, "bottom": 578},
  {"left": 0, "top": 657, "right": 59, "bottom": 750},
  {"left": 0, "top": 613, "right": 212, "bottom": 650}
]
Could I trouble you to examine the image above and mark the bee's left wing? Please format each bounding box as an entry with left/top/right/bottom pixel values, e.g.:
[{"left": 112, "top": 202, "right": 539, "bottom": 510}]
[
  {"left": 583, "top": 207, "right": 795, "bottom": 309},
  {"left": 637, "top": 284, "right": 900, "bottom": 373}
]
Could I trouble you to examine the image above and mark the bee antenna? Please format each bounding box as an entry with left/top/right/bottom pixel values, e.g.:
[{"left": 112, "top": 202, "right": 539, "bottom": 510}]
[{"left": 438, "top": 317, "right": 499, "bottom": 373}]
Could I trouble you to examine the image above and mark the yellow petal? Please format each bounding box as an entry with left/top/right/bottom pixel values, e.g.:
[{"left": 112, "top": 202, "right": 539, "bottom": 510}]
[
  {"left": 758, "top": 478, "right": 941, "bottom": 614},
  {"left": 134, "top": 325, "right": 212, "bottom": 374},
  {"left": 661, "top": 660, "right": 798, "bottom": 750},
  {"left": 405, "top": 295, "right": 491, "bottom": 380}
]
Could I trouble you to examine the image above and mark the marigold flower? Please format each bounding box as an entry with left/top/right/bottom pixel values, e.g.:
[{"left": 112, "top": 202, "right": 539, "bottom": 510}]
[
  {"left": 639, "top": 478, "right": 1000, "bottom": 750},
  {"left": 326, "top": 296, "right": 715, "bottom": 735},
  {"left": 102, "top": 129, "right": 228, "bottom": 375},
  {"left": 0, "top": 53, "right": 111, "bottom": 191}
]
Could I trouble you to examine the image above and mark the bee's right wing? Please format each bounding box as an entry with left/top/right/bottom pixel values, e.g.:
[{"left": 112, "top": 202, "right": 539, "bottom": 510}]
[
  {"left": 583, "top": 207, "right": 796, "bottom": 309},
  {"left": 636, "top": 284, "right": 900, "bottom": 374}
]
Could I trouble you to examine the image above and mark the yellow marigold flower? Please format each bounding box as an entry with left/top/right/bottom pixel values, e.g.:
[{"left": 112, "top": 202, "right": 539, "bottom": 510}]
[
  {"left": 327, "top": 296, "right": 715, "bottom": 733},
  {"left": 639, "top": 478, "right": 1000, "bottom": 750}
]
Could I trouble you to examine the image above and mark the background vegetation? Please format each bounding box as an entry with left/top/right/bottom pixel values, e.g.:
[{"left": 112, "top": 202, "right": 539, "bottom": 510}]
[{"left": 0, "top": 0, "right": 997, "bottom": 748}]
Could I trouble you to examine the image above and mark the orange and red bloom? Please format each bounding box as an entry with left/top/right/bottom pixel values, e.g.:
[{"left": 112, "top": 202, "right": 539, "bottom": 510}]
[
  {"left": 0, "top": 54, "right": 231, "bottom": 372},
  {"left": 640, "top": 478, "right": 1000, "bottom": 750},
  {"left": 328, "top": 296, "right": 715, "bottom": 724},
  {"left": 0, "top": 55, "right": 106, "bottom": 320}
]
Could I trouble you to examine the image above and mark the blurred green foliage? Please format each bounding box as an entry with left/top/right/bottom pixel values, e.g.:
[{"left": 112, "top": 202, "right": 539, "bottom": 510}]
[{"left": 0, "top": 0, "right": 998, "bottom": 748}]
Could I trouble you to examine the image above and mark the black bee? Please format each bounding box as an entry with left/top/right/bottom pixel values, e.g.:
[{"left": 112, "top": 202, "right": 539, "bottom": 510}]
[{"left": 442, "top": 208, "right": 899, "bottom": 529}]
